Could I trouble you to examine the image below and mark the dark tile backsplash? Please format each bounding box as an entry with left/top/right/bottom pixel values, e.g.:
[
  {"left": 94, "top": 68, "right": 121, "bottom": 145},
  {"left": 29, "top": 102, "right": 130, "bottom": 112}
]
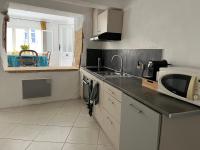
[
  {"left": 86, "top": 49, "right": 103, "bottom": 66},
  {"left": 86, "top": 49, "right": 163, "bottom": 77}
]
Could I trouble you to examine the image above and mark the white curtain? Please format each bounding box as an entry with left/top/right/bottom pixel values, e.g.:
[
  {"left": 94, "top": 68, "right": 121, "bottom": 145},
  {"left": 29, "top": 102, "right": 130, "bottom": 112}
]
[{"left": 73, "top": 15, "right": 84, "bottom": 67}]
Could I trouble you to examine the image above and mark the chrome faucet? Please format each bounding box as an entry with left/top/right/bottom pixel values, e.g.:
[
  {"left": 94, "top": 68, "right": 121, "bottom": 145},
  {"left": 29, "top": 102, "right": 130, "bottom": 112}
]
[{"left": 111, "top": 55, "right": 124, "bottom": 76}]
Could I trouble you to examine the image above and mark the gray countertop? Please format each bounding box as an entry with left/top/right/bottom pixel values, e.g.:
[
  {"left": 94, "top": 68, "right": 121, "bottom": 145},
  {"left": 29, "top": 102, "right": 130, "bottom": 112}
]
[{"left": 81, "top": 67, "right": 200, "bottom": 118}]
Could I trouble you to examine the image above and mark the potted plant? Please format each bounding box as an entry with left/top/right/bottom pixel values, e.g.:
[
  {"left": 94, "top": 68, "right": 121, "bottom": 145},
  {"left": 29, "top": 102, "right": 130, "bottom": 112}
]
[
  {"left": 20, "top": 44, "right": 30, "bottom": 55},
  {"left": 20, "top": 44, "right": 30, "bottom": 50}
]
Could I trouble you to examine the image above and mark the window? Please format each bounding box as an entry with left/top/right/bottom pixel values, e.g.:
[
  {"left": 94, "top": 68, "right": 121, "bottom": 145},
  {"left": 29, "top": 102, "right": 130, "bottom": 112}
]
[
  {"left": 7, "top": 28, "right": 13, "bottom": 52},
  {"left": 15, "top": 28, "right": 27, "bottom": 51},
  {"left": 6, "top": 15, "right": 77, "bottom": 68},
  {"left": 7, "top": 28, "right": 42, "bottom": 53}
]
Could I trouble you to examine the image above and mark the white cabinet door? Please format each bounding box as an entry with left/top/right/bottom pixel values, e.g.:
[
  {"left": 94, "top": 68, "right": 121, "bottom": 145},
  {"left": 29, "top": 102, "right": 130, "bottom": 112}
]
[
  {"left": 102, "top": 109, "right": 120, "bottom": 150},
  {"left": 120, "top": 94, "right": 161, "bottom": 150},
  {"left": 59, "top": 24, "right": 74, "bottom": 66}
]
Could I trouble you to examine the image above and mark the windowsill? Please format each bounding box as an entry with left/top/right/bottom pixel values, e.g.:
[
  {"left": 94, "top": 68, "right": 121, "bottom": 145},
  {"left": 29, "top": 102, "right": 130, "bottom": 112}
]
[{"left": 4, "top": 66, "right": 79, "bottom": 73}]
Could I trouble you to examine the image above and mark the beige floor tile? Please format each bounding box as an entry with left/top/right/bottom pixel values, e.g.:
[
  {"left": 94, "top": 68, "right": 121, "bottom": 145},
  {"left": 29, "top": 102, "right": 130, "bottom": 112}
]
[
  {"left": 97, "top": 145, "right": 115, "bottom": 150},
  {"left": 34, "top": 126, "right": 71, "bottom": 142},
  {"left": 0, "top": 139, "right": 31, "bottom": 150},
  {"left": 67, "top": 127, "right": 99, "bottom": 144},
  {"left": 5, "top": 124, "right": 42, "bottom": 140},
  {"left": 0, "top": 112, "right": 23, "bottom": 123},
  {"left": 0, "top": 105, "right": 40, "bottom": 113},
  {"left": 63, "top": 143, "right": 97, "bottom": 150},
  {"left": 47, "top": 114, "right": 77, "bottom": 127},
  {"left": 26, "top": 141, "right": 63, "bottom": 150},
  {"left": 61, "top": 99, "right": 84, "bottom": 107},
  {"left": 0, "top": 123, "right": 17, "bottom": 138},
  {"left": 37, "top": 108, "right": 61, "bottom": 117},
  {"left": 74, "top": 115, "right": 99, "bottom": 128},
  {"left": 79, "top": 106, "right": 89, "bottom": 115},
  {"left": 98, "top": 129, "right": 112, "bottom": 146},
  {"left": 59, "top": 106, "right": 81, "bottom": 116},
  {"left": 17, "top": 113, "right": 52, "bottom": 125}
]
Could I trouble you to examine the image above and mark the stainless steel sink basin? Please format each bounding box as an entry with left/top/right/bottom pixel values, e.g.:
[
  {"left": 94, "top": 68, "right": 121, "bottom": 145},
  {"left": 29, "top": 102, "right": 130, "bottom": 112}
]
[
  {"left": 105, "top": 74, "right": 134, "bottom": 78},
  {"left": 97, "top": 71, "right": 134, "bottom": 78},
  {"left": 96, "top": 71, "right": 120, "bottom": 76},
  {"left": 86, "top": 67, "right": 134, "bottom": 78}
]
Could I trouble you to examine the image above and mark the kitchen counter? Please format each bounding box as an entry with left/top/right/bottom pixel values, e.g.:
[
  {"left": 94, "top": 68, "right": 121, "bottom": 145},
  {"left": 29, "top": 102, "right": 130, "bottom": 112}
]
[{"left": 81, "top": 67, "right": 200, "bottom": 118}]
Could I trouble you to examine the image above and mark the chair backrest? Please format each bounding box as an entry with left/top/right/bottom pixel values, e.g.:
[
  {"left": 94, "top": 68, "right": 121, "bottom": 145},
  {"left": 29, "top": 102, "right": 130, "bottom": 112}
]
[
  {"left": 19, "top": 50, "right": 38, "bottom": 67},
  {"left": 46, "top": 51, "right": 51, "bottom": 65}
]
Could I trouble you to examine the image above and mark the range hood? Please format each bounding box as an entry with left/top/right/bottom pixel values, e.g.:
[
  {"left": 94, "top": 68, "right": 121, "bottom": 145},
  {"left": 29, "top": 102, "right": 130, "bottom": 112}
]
[{"left": 90, "top": 32, "right": 122, "bottom": 41}]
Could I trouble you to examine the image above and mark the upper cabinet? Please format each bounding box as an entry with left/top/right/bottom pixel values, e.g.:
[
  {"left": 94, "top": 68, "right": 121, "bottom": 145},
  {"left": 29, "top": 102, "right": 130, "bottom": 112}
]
[{"left": 91, "top": 8, "right": 123, "bottom": 41}]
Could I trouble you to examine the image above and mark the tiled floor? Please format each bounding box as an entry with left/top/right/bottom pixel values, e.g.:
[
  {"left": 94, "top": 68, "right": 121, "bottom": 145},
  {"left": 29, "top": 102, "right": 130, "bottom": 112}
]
[{"left": 0, "top": 99, "right": 114, "bottom": 150}]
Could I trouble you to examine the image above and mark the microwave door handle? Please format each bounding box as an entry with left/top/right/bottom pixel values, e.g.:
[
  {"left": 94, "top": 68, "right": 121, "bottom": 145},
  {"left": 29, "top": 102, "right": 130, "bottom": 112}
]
[{"left": 187, "top": 77, "right": 196, "bottom": 100}]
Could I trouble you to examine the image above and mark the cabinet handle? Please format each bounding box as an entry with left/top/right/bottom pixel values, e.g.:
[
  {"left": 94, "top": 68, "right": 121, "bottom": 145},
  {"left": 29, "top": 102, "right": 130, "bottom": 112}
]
[
  {"left": 106, "top": 116, "right": 113, "bottom": 125},
  {"left": 108, "top": 89, "right": 115, "bottom": 95},
  {"left": 129, "top": 104, "right": 143, "bottom": 113}
]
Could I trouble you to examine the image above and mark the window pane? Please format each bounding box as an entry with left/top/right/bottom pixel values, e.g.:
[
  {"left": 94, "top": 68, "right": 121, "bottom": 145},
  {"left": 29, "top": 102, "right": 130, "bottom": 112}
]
[
  {"left": 31, "top": 29, "right": 36, "bottom": 43},
  {"left": 7, "top": 28, "right": 13, "bottom": 53},
  {"left": 15, "top": 28, "right": 27, "bottom": 51},
  {"left": 24, "top": 32, "right": 29, "bottom": 43},
  {"left": 61, "top": 25, "right": 74, "bottom": 52},
  {"left": 29, "top": 29, "right": 42, "bottom": 53}
]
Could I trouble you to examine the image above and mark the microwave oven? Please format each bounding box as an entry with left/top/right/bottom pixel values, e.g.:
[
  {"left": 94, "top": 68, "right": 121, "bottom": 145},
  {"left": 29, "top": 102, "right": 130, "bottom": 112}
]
[{"left": 158, "top": 67, "right": 200, "bottom": 106}]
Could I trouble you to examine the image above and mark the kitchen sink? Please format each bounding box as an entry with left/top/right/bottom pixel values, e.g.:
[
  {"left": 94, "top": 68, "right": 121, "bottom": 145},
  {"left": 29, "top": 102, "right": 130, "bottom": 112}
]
[
  {"left": 104, "top": 73, "right": 134, "bottom": 78},
  {"left": 96, "top": 71, "right": 134, "bottom": 78},
  {"left": 86, "top": 67, "right": 134, "bottom": 78},
  {"left": 87, "top": 67, "right": 114, "bottom": 72}
]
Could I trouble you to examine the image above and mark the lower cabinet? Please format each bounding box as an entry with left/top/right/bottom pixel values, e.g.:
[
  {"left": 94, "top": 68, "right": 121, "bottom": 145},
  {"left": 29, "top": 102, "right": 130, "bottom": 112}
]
[
  {"left": 120, "top": 94, "right": 161, "bottom": 150},
  {"left": 82, "top": 69, "right": 200, "bottom": 150},
  {"left": 93, "top": 105, "right": 103, "bottom": 126},
  {"left": 103, "top": 91, "right": 121, "bottom": 123},
  {"left": 94, "top": 84, "right": 121, "bottom": 150},
  {"left": 102, "top": 108, "right": 120, "bottom": 150}
]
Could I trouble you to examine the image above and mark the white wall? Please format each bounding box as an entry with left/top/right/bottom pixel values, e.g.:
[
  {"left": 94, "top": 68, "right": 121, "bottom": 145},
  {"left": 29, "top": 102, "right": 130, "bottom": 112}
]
[
  {"left": 102, "top": 0, "right": 200, "bottom": 68},
  {"left": 0, "top": 70, "right": 80, "bottom": 108}
]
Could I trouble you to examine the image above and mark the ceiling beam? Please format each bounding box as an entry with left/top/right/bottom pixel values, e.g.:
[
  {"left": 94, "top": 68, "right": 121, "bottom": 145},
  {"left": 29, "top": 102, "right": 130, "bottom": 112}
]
[{"left": 51, "top": 0, "right": 129, "bottom": 9}]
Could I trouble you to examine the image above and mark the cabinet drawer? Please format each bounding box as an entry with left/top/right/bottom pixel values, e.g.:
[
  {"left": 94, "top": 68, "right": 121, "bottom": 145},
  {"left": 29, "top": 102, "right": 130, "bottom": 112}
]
[
  {"left": 103, "top": 91, "right": 121, "bottom": 123},
  {"left": 124, "top": 94, "right": 160, "bottom": 120},
  {"left": 104, "top": 83, "right": 122, "bottom": 102},
  {"left": 102, "top": 109, "right": 120, "bottom": 150}
]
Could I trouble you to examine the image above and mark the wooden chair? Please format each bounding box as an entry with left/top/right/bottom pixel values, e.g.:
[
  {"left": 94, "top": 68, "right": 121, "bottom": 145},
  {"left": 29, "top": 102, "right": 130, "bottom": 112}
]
[
  {"left": 19, "top": 50, "right": 38, "bottom": 67},
  {"left": 46, "top": 51, "right": 51, "bottom": 65},
  {"left": 43, "top": 51, "right": 51, "bottom": 65}
]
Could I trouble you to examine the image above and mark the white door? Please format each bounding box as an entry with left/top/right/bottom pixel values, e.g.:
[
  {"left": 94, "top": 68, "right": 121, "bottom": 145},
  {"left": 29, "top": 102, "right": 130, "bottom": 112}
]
[{"left": 59, "top": 24, "right": 74, "bottom": 66}]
